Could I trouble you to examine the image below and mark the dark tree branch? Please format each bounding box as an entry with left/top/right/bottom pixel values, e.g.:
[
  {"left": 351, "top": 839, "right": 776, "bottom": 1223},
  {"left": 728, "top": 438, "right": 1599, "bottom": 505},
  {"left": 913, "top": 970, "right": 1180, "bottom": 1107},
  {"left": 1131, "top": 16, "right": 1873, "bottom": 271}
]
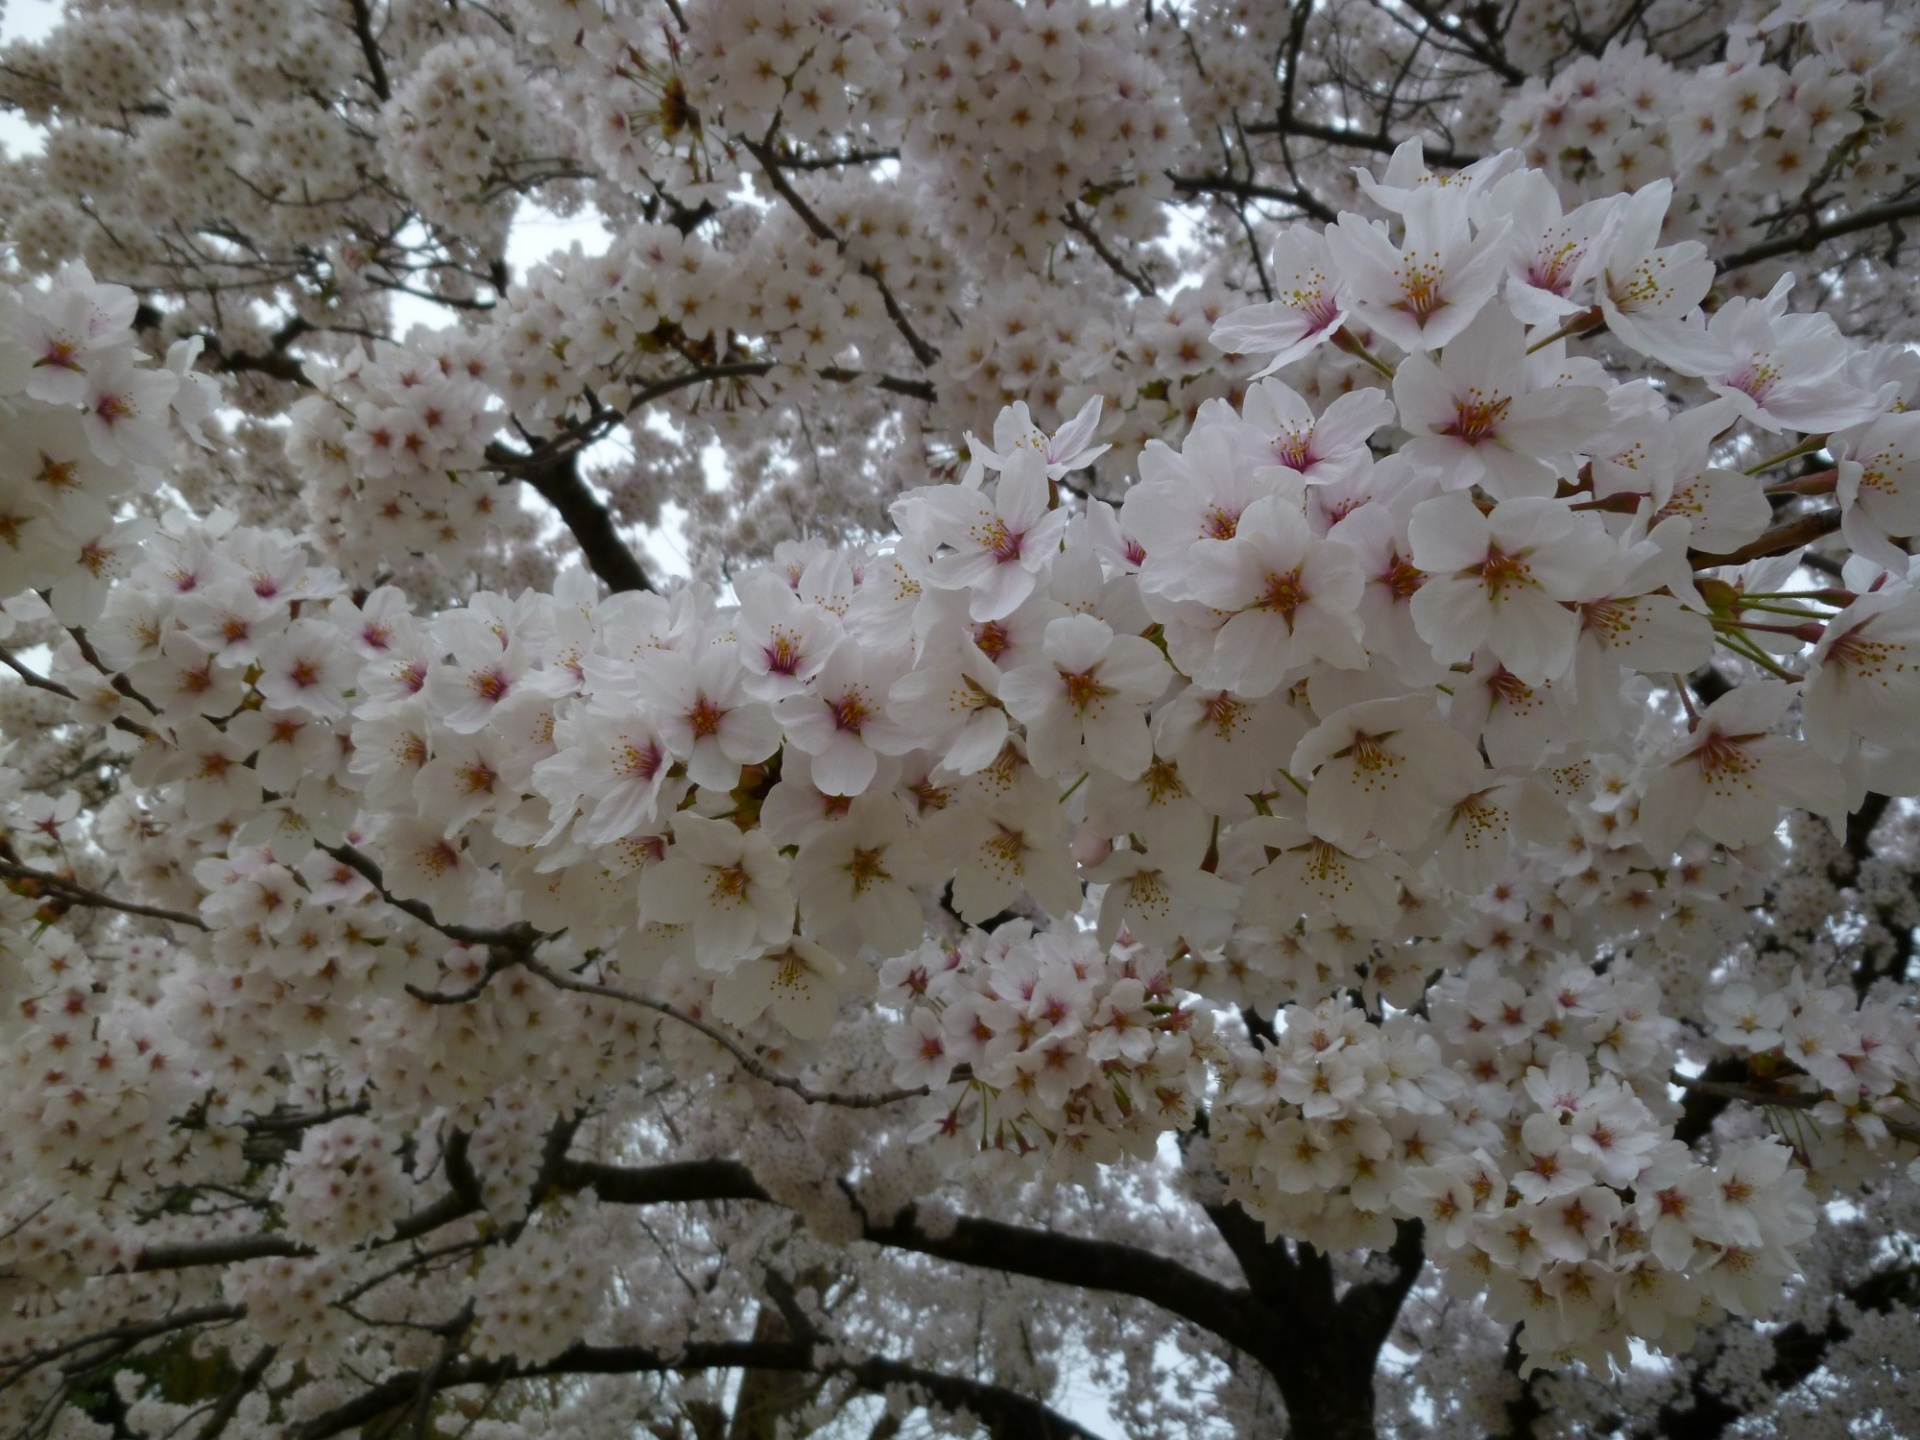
[
  {"left": 0, "top": 855, "right": 210, "bottom": 930},
  {"left": 1169, "top": 172, "right": 1337, "bottom": 223},
  {"left": 318, "top": 842, "right": 531, "bottom": 948},
  {"left": 1689, "top": 509, "right": 1843, "bottom": 569},
  {"left": 560, "top": 1156, "right": 1273, "bottom": 1362},
  {"left": 346, "top": 0, "right": 392, "bottom": 103},
  {"left": 1718, "top": 196, "right": 1920, "bottom": 271},
  {"left": 1335, "top": 1219, "right": 1426, "bottom": 1356},
  {"left": 190, "top": 1343, "right": 278, "bottom": 1440},
  {"left": 740, "top": 138, "right": 941, "bottom": 368},
  {"left": 1240, "top": 117, "right": 1478, "bottom": 168},
  {"left": 860, "top": 1203, "right": 1274, "bottom": 1362},
  {"left": 1396, "top": 0, "right": 1528, "bottom": 83},
  {"left": 505, "top": 448, "right": 657, "bottom": 594},
  {"left": 557, "top": 1157, "right": 772, "bottom": 1207},
  {"left": 1062, "top": 205, "right": 1157, "bottom": 297},
  {"left": 293, "top": 1340, "right": 1103, "bottom": 1440}
]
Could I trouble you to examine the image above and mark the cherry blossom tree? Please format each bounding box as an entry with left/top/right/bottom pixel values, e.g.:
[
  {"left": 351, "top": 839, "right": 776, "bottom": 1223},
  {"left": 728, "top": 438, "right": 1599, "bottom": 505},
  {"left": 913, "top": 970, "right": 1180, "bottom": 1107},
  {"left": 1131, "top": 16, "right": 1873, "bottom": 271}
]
[{"left": 3, "top": 0, "right": 1920, "bottom": 1438}]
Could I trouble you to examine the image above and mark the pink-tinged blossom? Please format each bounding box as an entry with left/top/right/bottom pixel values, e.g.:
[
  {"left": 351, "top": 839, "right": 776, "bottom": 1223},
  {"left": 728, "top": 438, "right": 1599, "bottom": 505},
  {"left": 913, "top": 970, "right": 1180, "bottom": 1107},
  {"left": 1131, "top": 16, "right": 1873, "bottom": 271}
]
[
  {"left": 792, "top": 795, "right": 933, "bottom": 956},
  {"left": 1182, "top": 496, "right": 1368, "bottom": 696},
  {"left": 710, "top": 938, "right": 860, "bottom": 1041},
  {"left": 1208, "top": 230, "right": 1352, "bottom": 375},
  {"left": 1485, "top": 168, "right": 1620, "bottom": 327},
  {"left": 968, "top": 395, "right": 1110, "bottom": 479},
  {"left": 1324, "top": 187, "right": 1512, "bottom": 353},
  {"left": 1152, "top": 684, "right": 1309, "bottom": 815},
  {"left": 1123, "top": 419, "right": 1295, "bottom": 602},
  {"left": 255, "top": 618, "right": 355, "bottom": 720},
  {"left": 1595, "top": 181, "right": 1715, "bottom": 355},
  {"left": 424, "top": 620, "right": 534, "bottom": 734},
  {"left": 999, "top": 614, "right": 1171, "bottom": 779},
  {"left": 1241, "top": 379, "right": 1397, "bottom": 490},
  {"left": 899, "top": 448, "right": 1070, "bottom": 622},
  {"left": 80, "top": 359, "right": 179, "bottom": 471},
  {"left": 888, "top": 640, "right": 1010, "bottom": 777},
  {"left": 942, "top": 783, "right": 1083, "bottom": 924},
  {"left": 376, "top": 816, "right": 479, "bottom": 923},
  {"left": 1088, "top": 814, "right": 1239, "bottom": 950},
  {"left": 1291, "top": 694, "right": 1485, "bottom": 852},
  {"left": 886, "top": 1008, "right": 953, "bottom": 1089},
  {"left": 1407, "top": 493, "right": 1617, "bottom": 684},
  {"left": 639, "top": 646, "right": 781, "bottom": 792},
  {"left": 733, "top": 570, "right": 843, "bottom": 702},
  {"left": 1636, "top": 682, "right": 1844, "bottom": 855},
  {"left": 1355, "top": 137, "right": 1521, "bottom": 213},
  {"left": 414, "top": 730, "right": 515, "bottom": 835},
  {"left": 776, "top": 644, "right": 915, "bottom": 796},
  {"left": 1833, "top": 411, "right": 1920, "bottom": 572},
  {"left": 1241, "top": 816, "right": 1406, "bottom": 931},
  {"left": 1328, "top": 483, "right": 1449, "bottom": 686},
  {"left": 533, "top": 708, "right": 679, "bottom": 845},
  {"left": 1393, "top": 306, "right": 1608, "bottom": 499},
  {"left": 1802, "top": 587, "right": 1920, "bottom": 759},
  {"left": 640, "top": 814, "right": 795, "bottom": 969},
  {"left": 1630, "top": 275, "right": 1889, "bottom": 433}
]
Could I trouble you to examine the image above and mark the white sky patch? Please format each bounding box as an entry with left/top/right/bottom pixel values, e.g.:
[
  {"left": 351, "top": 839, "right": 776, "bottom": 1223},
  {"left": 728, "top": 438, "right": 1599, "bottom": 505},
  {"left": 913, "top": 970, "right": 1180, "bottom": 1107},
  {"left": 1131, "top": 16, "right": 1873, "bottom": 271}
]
[{"left": 0, "top": 0, "right": 61, "bottom": 156}]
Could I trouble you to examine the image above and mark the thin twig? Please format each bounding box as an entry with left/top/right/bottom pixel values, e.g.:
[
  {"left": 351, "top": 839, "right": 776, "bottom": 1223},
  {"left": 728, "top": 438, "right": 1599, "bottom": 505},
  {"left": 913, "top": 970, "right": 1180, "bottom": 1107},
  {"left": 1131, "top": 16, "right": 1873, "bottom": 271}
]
[
  {"left": 520, "top": 955, "right": 928, "bottom": 1109},
  {"left": 318, "top": 843, "right": 530, "bottom": 949},
  {"left": 741, "top": 138, "right": 941, "bottom": 368},
  {"left": 1062, "top": 205, "right": 1156, "bottom": 297},
  {"left": 0, "top": 857, "right": 210, "bottom": 929}
]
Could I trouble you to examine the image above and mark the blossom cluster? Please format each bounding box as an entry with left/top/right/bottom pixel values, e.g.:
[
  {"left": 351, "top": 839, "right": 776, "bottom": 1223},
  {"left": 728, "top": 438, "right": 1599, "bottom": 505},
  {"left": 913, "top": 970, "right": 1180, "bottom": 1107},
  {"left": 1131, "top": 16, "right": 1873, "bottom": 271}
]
[
  {"left": 878, "top": 924, "right": 1212, "bottom": 1180},
  {"left": 896, "top": 0, "right": 1189, "bottom": 265},
  {"left": 0, "top": 264, "right": 214, "bottom": 617},
  {"left": 382, "top": 36, "right": 543, "bottom": 248},
  {"left": 286, "top": 329, "right": 509, "bottom": 579},
  {"left": 1498, "top": 6, "right": 1919, "bottom": 266},
  {"left": 8, "top": 108, "right": 1920, "bottom": 1401}
]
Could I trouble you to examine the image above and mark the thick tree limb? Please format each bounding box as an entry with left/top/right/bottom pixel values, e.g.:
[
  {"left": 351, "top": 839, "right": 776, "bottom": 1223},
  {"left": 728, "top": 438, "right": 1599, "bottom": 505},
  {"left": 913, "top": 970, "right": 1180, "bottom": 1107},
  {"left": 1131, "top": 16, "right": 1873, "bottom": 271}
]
[
  {"left": 860, "top": 1203, "right": 1274, "bottom": 1361},
  {"left": 507, "top": 448, "right": 657, "bottom": 594},
  {"left": 1170, "top": 172, "right": 1338, "bottom": 223},
  {"left": 559, "top": 1155, "right": 1273, "bottom": 1364},
  {"left": 293, "top": 1340, "right": 1102, "bottom": 1440}
]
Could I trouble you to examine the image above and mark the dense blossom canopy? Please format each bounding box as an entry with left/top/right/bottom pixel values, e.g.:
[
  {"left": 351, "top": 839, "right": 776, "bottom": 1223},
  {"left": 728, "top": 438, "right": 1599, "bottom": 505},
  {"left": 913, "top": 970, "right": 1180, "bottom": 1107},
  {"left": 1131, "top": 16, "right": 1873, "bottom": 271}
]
[{"left": 2, "top": 0, "right": 1920, "bottom": 1437}]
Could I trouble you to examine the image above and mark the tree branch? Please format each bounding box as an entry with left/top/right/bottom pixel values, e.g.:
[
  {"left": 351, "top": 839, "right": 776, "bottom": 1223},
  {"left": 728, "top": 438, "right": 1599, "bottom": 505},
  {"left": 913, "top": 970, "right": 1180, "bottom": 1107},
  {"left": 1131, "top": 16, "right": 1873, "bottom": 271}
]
[
  {"left": 0, "top": 855, "right": 210, "bottom": 930},
  {"left": 740, "top": 138, "right": 941, "bottom": 368},
  {"left": 346, "top": 0, "right": 392, "bottom": 103},
  {"left": 521, "top": 954, "right": 928, "bottom": 1109},
  {"left": 1718, "top": 196, "right": 1920, "bottom": 271},
  {"left": 1062, "top": 205, "right": 1156, "bottom": 297},
  {"left": 1689, "top": 509, "right": 1842, "bottom": 569},
  {"left": 1168, "top": 172, "right": 1337, "bottom": 223},
  {"left": 502, "top": 448, "right": 657, "bottom": 594},
  {"left": 293, "top": 1340, "right": 1103, "bottom": 1440}
]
